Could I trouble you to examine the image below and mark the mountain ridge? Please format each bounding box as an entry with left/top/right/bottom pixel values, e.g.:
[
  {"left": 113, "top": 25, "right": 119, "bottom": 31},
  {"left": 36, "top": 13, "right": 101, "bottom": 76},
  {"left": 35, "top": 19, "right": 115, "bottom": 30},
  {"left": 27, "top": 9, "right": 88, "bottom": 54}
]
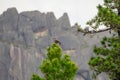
[{"left": 0, "top": 7, "right": 111, "bottom": 80}]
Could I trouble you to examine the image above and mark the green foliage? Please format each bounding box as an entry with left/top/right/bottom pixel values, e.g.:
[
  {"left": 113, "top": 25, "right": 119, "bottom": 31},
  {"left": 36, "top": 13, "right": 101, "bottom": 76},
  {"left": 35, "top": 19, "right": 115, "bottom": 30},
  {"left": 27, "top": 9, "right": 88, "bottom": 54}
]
[
  {"left": 31, "top": 74, "right": 44, "bottom": 80},
  {"left": 88, "top": 36, "right": 120, "bottom": 79},
  {"left": 87, "top": 0, "right": 120, "bottom": 79},
  {"left": 31, "top": 43, "right": 78, "bottom": 80},
  {"left": 87, "top": 0, "right": 120, "bottom": 30},
  {"left": 74, "top": 23, "right": 84, "bottom": 32}
]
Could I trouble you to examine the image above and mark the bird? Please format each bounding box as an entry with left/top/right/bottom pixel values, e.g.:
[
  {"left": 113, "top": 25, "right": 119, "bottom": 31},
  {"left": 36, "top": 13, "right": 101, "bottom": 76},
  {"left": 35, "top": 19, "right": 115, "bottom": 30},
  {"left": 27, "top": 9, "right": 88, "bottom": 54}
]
[{"left": 53, "top": 38, "right": 61, "bottom": 45}]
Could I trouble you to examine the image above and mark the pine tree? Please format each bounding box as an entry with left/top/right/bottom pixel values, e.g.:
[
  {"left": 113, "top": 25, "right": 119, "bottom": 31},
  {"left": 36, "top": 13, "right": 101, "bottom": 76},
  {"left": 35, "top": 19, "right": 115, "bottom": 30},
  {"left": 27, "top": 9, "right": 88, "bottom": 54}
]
[
  {"left": 31, "top": 43, "right": 78, "bottom": 80},
  {"left": 88, "top": 36, "right": 120, "bottom": 79},
  {"left": 87, "top": 0, "right": 120, "bottom": 80}
]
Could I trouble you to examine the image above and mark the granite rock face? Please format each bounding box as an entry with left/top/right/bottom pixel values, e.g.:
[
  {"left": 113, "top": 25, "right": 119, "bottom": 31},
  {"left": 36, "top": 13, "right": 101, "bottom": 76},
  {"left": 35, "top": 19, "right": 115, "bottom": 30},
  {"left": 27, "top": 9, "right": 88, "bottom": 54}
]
[{"left": 0, "top": 7, "right": 112, "bottom": 80}]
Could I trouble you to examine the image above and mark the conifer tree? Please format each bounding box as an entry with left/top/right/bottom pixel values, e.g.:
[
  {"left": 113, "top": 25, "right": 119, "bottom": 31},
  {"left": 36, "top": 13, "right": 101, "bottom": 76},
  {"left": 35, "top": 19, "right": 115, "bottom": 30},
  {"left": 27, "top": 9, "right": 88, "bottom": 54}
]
[
  {"left": 87, "top": 0, "right": 120, "bottom": 80},
  {"left": 88, "top": 36, "right": 120, "bottom": 79},
  {"left": 31, "top": 43, "right": 78, "bottom": 80}
]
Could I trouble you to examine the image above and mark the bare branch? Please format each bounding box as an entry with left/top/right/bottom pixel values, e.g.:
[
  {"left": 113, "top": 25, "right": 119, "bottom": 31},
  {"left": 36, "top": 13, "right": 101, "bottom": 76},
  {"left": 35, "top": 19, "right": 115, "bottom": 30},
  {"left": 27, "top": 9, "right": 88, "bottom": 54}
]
[{"left": 78, "top": 28, "right": 112, "bottom": 35}]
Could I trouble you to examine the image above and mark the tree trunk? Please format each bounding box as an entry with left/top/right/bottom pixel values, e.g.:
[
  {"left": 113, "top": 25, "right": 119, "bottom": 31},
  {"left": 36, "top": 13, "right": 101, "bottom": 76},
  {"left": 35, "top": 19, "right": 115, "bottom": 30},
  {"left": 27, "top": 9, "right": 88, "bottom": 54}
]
[{"left": 117, "top": 5, "right": 120, "bottom": 37}]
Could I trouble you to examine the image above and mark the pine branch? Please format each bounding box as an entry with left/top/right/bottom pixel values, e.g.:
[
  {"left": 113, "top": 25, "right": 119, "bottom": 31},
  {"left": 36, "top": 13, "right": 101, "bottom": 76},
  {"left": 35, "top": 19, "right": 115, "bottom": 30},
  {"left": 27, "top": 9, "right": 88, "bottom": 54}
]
[{"left": 78, "top": 28, "right": 112, "bottom": 35}]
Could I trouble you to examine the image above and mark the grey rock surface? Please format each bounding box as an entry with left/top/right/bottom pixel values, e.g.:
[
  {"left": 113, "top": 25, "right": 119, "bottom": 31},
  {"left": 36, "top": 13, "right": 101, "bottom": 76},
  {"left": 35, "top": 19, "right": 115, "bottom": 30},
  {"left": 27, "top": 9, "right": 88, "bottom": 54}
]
[{"left": 0, "top": 7, "right": 112, "bottom": 80}]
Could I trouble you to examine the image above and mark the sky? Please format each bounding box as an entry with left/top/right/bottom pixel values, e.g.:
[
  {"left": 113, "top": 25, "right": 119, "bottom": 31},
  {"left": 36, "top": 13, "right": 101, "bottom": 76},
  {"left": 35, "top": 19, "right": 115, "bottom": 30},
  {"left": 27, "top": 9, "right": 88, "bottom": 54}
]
[{"left": 0, "top": 0, "right": 103, "bottom": 27}]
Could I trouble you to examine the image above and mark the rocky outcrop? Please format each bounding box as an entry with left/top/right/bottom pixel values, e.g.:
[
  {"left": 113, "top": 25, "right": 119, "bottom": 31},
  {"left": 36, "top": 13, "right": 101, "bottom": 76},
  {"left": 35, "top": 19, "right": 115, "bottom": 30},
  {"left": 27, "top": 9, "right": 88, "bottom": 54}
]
[{"left": 0, "top": 7, "right": 112, "bottom": 80}]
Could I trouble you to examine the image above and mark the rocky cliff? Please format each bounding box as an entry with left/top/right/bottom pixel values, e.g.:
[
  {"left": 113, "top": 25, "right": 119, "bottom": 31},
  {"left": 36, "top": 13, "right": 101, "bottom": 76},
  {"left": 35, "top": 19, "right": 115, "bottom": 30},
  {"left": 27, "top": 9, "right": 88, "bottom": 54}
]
[{"left": 0, "top": 7, "right": 111, "bottom": 80}]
